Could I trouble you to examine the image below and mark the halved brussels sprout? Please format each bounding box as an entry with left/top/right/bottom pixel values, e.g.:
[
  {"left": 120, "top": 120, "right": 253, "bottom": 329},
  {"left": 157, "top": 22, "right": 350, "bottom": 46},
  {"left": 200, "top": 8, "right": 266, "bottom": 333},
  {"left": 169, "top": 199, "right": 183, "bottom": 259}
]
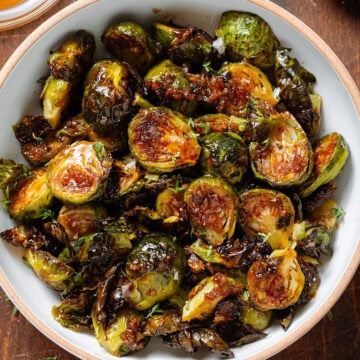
[
  {"left": 24, "top": 248, "right": 75, "bottom": 293},
  {"left": 249, "top": 112, "right": 313, "bottom": 187},
  {"left": 0, "top": 158, "right": 29, "bottom": 192},
  {"left": 299, "top": 132, "right": 349, "bottom": 197},
  {"left": 93, "top": 307, "right": 147, "bottom": 356},
  {"left": 153, "top": 21, "right": 217, "bottom": 68},
  {"left": 193, "top": 113, "right": 247, "bottom": 136},
  {"left": 124, "top": 233, "right": 185, "bottom": 310},
  {"left": 42, "top": 30, "right": 95, "bottom": 128},
  {"left": 46, "top": 141, "right": 112, "bottom": 204},
  {"left": 291, "top": 220, "right": 332, "bottom": 258},
  {"left": 215, "top": 11, "right": 279, "bottom": 68},
  {"left": 217, "top": 62, "right": 279, "bottom": 115},
  {"left": 128, "top": 106, "right": 201, "bottom": 173},
  {"left": 182, "top": 272, "right": 242, "bottom": 322},
  {"left": 0, "top": 225, "right": 47, "bottom": 249},
  {"left": 247, "top": 248, "right": 305, "bottom": 311},
  {"left": 144, "top": 59, "right": 198, "bottom": 115},
  {"left": 238, "top": 188, "right": 295, "bottom": 249},
  {"left": 239, "top": 305, "right": 272, "bottom": 331},
  {"left": 82, "top": 59, "right": 142, "bottom": 136},
  {"left": 14, "top": 115, "right": 91, "bottom": 166},
  {"left": 6, "top": 167, "right": 53, "bottom": 222},
  {"left": 47, "top": 29, "right": 95, "bottom": 82},
  {"left": 200, "top": 132, "right": 248, "bottom": 184},
  {"left": 184, "top": 176, "right": 238, "bottom": 246},
  {"left": 57, "top": 203, "right": 107, "bottom": 241},
  {"left": 275, "top": 48, "right": 320, "bottom": 137},
  {"left": 102, "top": 21, "right": 155, "bottom": 74},
  {"left": 307, "top": 198, "right": 341, "bottom": 232},
  {"left": 163, "top": 327, "right": 233, "bottom": 358},
  {"left": 52, "top": 291, "right": 94, "bottom": 330}
]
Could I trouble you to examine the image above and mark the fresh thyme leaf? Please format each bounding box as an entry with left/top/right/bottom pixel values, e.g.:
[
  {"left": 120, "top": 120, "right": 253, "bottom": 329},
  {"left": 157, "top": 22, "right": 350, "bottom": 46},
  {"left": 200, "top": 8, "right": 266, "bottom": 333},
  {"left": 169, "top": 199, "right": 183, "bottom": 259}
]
[
  {"left": 146, "top": 303, "right": 164, "bottom": 318},
  {"left": 326, "top": 310, "right": 333, "bottom": 321},
  {"left": 198, "top": 122, "right": 211, "bottom": 134},
  {"left": 258, "top": 232, "right": 270, "bottom": 242},
  {"left": 187, "top": 118, "right": 195, "bottom": 128},
  {"left": 12, "top": 305, "right": 18, "bottom": 316},
  {"left": 93, "top": 142, "right": 105, "bottom": 160},
  {"left": 331, "top": 207, "right": 345, "bottom": 219},
  {"left": 32, "top": 132, "right": 43, "bottom": 143},
  {"left": 0, "top": 199, "right": 11, "bottom": 210},
  {"left": 56, "top": 129, "right": 70, "bottom": 137},
  {"left": 40, "top": 209, "right": 54, "bottom": 220},
  {"left": 203, "top": 61, "right": 214, "bottom": 73}
]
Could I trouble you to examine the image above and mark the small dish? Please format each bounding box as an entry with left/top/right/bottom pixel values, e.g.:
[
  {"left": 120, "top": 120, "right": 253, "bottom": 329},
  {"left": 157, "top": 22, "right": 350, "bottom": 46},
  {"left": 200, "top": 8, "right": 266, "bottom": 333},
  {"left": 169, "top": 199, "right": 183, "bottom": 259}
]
[{"left": 0, "top": 0, "right": 59, "bottom": 31}]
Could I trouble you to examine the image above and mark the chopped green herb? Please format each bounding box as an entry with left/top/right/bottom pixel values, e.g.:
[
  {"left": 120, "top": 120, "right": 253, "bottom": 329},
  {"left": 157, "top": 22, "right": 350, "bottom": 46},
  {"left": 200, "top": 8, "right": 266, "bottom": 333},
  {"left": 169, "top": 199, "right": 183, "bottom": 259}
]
[
  {"left": 331, "top": 207, "right": 345, "bottom": 219},
  {"left": 4, "top": 295, "right": 10, "bottom": 302},
  {"left": 198, "top": 122, "right": 211, "bottom": 135},
  {"left": 172, "top": 154, "right": 179, "bottom": 165},
  {"left": 326, "top": 310, "right": 333, "bottom": 321},
  {"left": 146, "top": 303, "right": 164, "bottom": 318},
  {"left": 0, "top": 199, "right": 11, "bottom": 210},
  {"left": 198, "top": 43, "right": 212, "bottom": 54},
  {"left": 187, "top": 118, "right": 195, "bottom": 128},
  {"left": 262, "top": 138, "right": 270, "bottom": 147},
  {"left": 40, "top": 209, "right": 54, "bottom": 221},
  {"left": 56, "top": 129, "right": 70, "bottom": 137},
  {"left": 202, "top": 61, "right": 214, "bottom": 73},
  {"left": 45, "top": 356, "right": 58, "bottom": 360},
  {"left": 32, "top": 132, "right": 43, "bottom": 143},
  {"left": 12, "top": 305, "right": 18, "bottom": 316},
  {"left": 93, "top": 142, "right": 105, "bottom": 160},
  {"left": 258, "top": 232, "right": 270, "bottom": 242}
]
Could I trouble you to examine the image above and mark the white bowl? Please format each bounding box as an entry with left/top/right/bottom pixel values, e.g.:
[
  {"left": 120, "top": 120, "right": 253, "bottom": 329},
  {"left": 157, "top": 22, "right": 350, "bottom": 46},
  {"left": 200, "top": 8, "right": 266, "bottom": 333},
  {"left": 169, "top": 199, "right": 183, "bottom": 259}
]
[{"left": 0, "top": 0, "right": 359, "bottom": 359}]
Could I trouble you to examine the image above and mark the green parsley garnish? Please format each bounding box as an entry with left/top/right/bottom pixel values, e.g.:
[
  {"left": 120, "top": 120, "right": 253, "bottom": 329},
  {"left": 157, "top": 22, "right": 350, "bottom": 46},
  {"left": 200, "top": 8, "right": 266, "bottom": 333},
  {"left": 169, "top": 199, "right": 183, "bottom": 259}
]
[
  {"left": 40, "top": 209, "right": 54, "bottom": 221},
  {"left": 146, "top": 303, "right": 164, "bottom": 318},
  {"left": 331, "top": 207, "right": 345, "bottom": 219},
  {"left": 32, "top": 132, "right": 43, "bottom": 143},
  {"left": 198, "top": 122, "right": 211, "bottom": 135},
  {"left": 202, "top": 61, "right": 214, "bottom": 73},
  {"left": 326, "top": 310, "right": 333, "bottom": 321},
  {"left": 258, "top": 232, "right": 270, "bottom": 242},
  {"left": 93, "top": 142, "right": 105, "bottom": 160}
]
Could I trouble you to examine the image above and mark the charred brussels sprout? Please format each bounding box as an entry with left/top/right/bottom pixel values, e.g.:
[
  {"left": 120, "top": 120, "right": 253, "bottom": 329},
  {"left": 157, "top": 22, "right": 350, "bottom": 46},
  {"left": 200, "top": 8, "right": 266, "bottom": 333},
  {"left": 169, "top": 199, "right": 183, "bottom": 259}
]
[
  {"left": 238, "top": 188, "right": 295, "bottom": 249},
  {"left": 184, "top": 176, "right": 238, "bottom": 246},
  {"left": 153, "top": 21, "right": 218, "bottom": 68},
  {"left": 291, "top": 220, "right": 332, "bottom": 258},
  {"left": 124, "top": 233, "right": 186, "bottom": 310},
  {"left": 299, "top": 132, "right": 349, "bottom": 197},
  {"left": 52, "top": 291, "right": 94, "bottom": 330},
  {"left": 102, "top": 21, "right": 155, "bottom": 74},
  {"left": 0, "top": 225, "right": 47, "bottom": 249},
  {"left": 144, "top": 59, "right": 198, "bottom": 115},
  {"left": 82, "top": 59, "right": 142, "bottom": 136},
  {"left": 247, "top": 248, "right": 305, "bottom": 311},
  {"left": 57, "top": 203, "right": 107, "bottom": 241},
  {"left": 216, "top": 11, "right": 279, "bottom": 68},
  {"left": 24, "top": 248, "right": 75, "bottom": 293},
  {"left": 182, "top": 273, "right": 242, "bottom": 322},
  {"left": 200, "top": 132, "right": 248, "bottom": 184},
  {"left": 0, "top": 158, "right": 29, "bottom": 194},
  {"left": 249, "top": 112, "right": 313, "bottom": 187},
  {"left": 46, "top": 141, "right": 112, "bottom": 204},
  {"left": 307, "top": 198, "right": 342, "bottom": 232},
  {"left": 275, "top": 48, "right": 320, "bottom": 137},
  {"left": 128, "top": 106, "right": 201, "bottom": 173},
  {"left": 93, "top": 307, "right": 147, "bottom": 356},
  {"left": 5, "top": 167, "right": 53, "bottom": 222},
  {"left": 42, "top": 30, "right": 95, "bottom": 128}
]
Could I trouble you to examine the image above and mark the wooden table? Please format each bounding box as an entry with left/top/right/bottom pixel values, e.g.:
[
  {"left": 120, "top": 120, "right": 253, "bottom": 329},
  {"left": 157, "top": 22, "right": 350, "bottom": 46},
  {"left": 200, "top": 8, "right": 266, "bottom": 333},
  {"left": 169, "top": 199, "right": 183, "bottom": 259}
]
[{"left": 0, "top": 0, "right": 359, "bottom": 359}]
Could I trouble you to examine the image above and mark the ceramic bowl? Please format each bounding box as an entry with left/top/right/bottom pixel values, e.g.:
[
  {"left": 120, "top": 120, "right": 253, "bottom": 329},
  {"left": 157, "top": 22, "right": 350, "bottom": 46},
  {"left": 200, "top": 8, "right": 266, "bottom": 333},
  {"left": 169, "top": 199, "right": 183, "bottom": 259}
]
[{"left": 0, "top": 0, "right": 359, "bottom": 359}]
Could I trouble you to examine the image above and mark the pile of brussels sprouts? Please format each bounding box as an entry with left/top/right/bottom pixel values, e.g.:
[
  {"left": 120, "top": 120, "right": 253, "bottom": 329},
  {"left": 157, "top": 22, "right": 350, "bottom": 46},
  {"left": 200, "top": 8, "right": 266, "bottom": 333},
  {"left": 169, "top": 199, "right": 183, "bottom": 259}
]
[{"left": 0, "top": 10, "right": 349, "bottom": 358}]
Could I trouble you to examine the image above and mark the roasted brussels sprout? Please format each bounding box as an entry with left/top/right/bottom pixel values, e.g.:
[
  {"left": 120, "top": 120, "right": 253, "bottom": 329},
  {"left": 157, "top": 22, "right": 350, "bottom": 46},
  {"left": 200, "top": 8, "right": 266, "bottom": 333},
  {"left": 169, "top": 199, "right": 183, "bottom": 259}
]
[
  {"left": 182, "top": 272, "right": 242, "bottom": 322},
  {"left": 42, "top": 30, "right": 95, "bottom": 128},
  {"left": 153, "top": 21, "right": 218, "bottom": 68},
  {"left": 13, "top": 115, "right": 91, "bottom": 166},
  {"left": 217, "top": 62, "right": 278, "bottom": 115},
  {"left": 292, "top": 220, "right": 332, "bottom": 258},
  {"left": 216, "top": 11, "right": 279, "bottom": 68},
  {"left": 307, "top": 198, "right": 341, "bottom": 232},
  {"left": 200, "top": 132, "right": 248, "bottom": 184},
  {"left": 0, "top": 158, "right": 29, "bottom": 192},
  {"left": 46, "top": 141, "right": 112, "bottom": 205},
  {"left": 93, "top": 306, "right": 147, "bottom": 356},
  {"left": 297, "top": 258, "right": 320, "bottom": 305},
  {"left": 0, "top": 225, "right": 47, "bottom": 249},
  {"left": 299, "top": 132, "right": 349, "bottom": 197},
  {"left": 163, "top": 327, "right": 234, "bottom": 358},
  {"left": 193, "top": 113, "right": 247, "bottom": 136},
  {"left": 57, "top": 203, "right": 107, "bottom": 241},
  {"left": 144, "top": 59, "right": 198, "bottom": 115},
  {"left": 249, "top": 112, "right": 313, "bottom": 187},
  {"left": 184, "top": 176, "right": 238, "bottom": 246},
  {"left": 143, "top": 309, "right": 190, "bottom": 336},
  {"left": 102, "top": 21, "right": 155, "bottom": 74},
  {"left": 239, "top": 304, "right": 272, "bottom": 331},
  {"left": 5, "top": 167, "right": 53, "bottom": 222},
  {"left": 238, "top": 188, "right": 295, "bottom": 249},
  {"left": 24, "top": 248, "right": 75, "bottom": 293},
  {"left": 275, "top": 48, "right": 320, "bottom": 137},
  {"left": 247, "top": 248, "right": 305, "bottom": 311},
  {"left": 52, "top": 291, "right": 94, "bottom": 330},
  {"left": 124, "top": 233, "right": 186, "bottom": 310},
  {"left": 82, "top": 59, "right": 142, "bottom": 136},
  {"left": 128, "top": 106, "right": 201, "bottom": 173}
]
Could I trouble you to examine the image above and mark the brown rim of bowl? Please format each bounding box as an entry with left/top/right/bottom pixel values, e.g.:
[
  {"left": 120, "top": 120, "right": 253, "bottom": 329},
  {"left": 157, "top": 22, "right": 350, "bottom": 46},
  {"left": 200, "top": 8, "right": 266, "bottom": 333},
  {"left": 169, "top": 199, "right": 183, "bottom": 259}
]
[
  {"left": 0, "top": 0, "right": 359, "bottom": 359},
  {"left": 0, "top": 0, "right": 59, "bottom": 31}
]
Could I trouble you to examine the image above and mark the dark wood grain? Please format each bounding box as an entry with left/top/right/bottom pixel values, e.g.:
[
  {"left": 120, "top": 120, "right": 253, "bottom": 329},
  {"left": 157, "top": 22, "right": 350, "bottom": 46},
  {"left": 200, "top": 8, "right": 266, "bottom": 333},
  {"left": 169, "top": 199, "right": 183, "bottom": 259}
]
[{"left": 0, "top": 1, "right": 359, "bottom": 359}]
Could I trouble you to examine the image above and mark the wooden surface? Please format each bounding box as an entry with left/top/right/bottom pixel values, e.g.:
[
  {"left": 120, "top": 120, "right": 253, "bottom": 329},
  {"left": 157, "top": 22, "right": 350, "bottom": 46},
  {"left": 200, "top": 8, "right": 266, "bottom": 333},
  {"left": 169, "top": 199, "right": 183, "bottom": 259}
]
[{"left": 0, "top": 0, "right": 359, "bottom": 359}]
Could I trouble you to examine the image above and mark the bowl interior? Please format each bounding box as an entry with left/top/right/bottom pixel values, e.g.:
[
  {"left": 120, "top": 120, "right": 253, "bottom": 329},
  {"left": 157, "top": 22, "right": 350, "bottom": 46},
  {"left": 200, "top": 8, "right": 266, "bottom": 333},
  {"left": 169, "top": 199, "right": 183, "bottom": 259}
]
[{"left": 0, "top": 0, "right": 359, "bottom": 359}]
